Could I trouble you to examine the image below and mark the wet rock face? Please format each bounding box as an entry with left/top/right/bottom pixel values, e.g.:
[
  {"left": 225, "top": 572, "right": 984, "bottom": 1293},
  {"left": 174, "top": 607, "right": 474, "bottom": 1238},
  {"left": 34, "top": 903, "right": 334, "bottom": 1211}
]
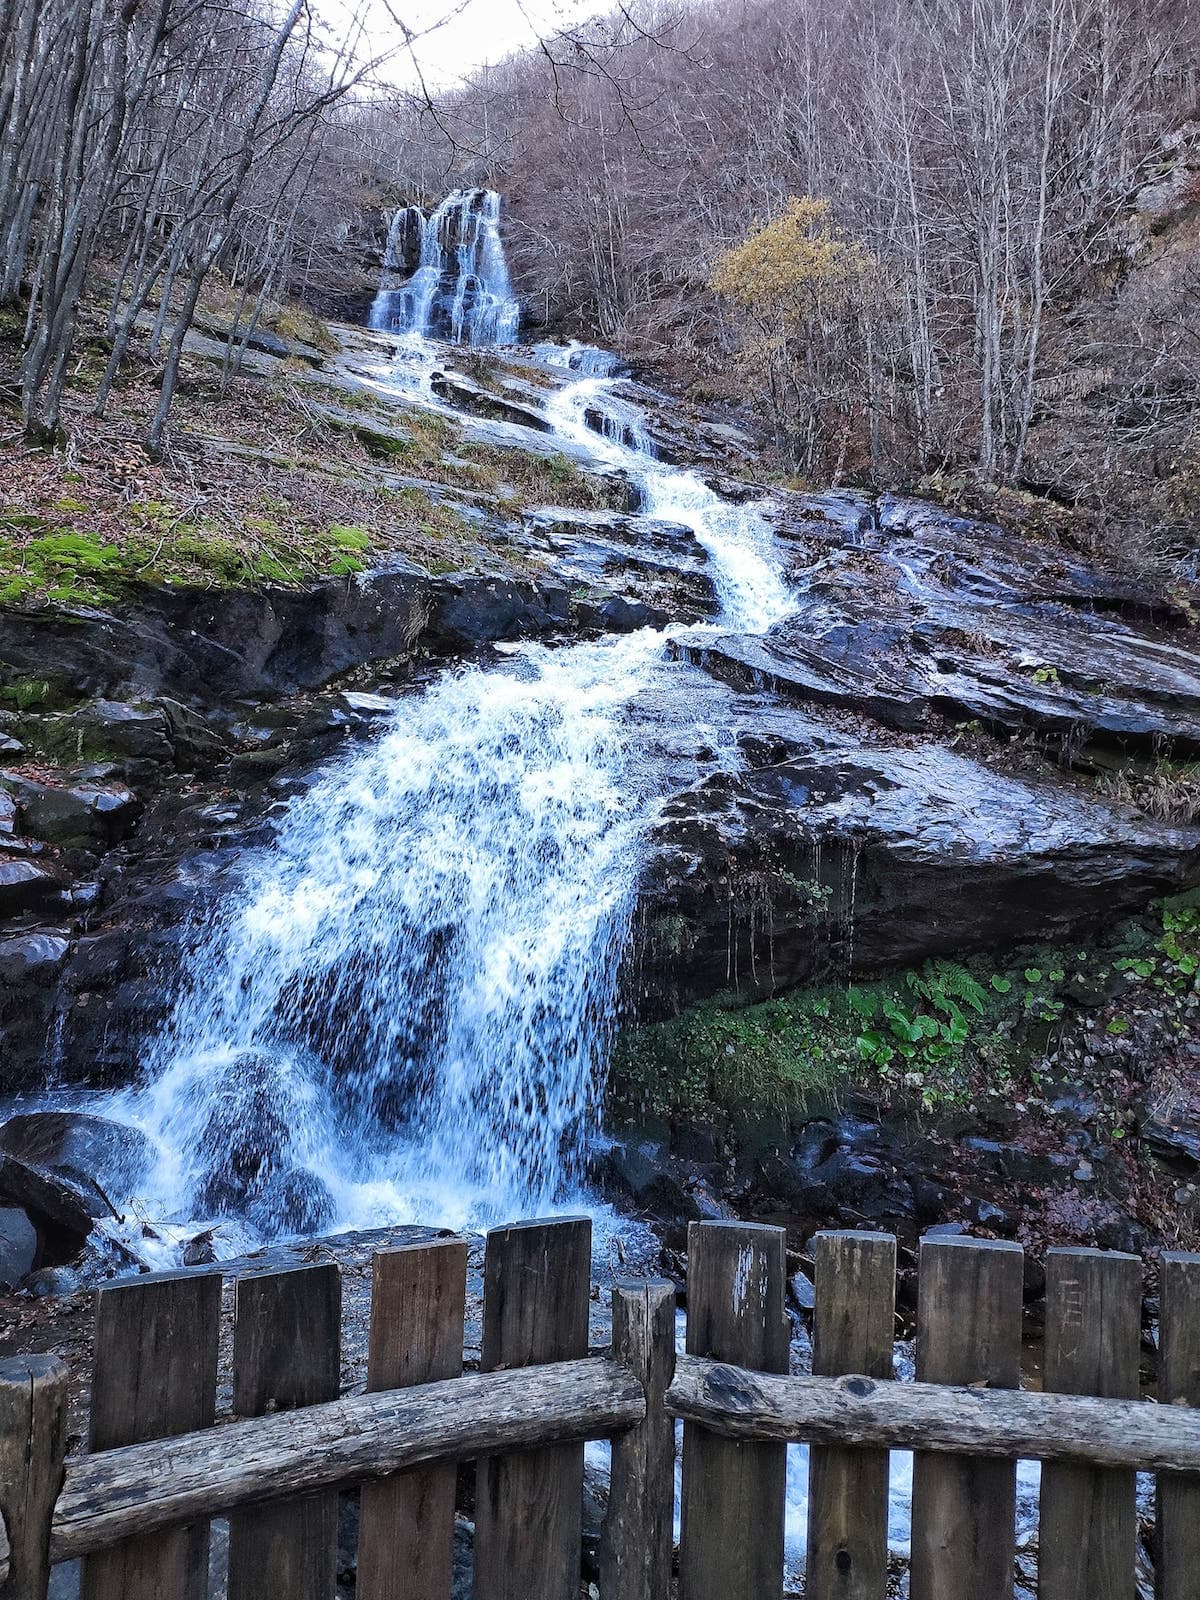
[
  {"left": 0, "top": 565, "right": 594, "bottom": 707},
  {"left": 636, "top": 489, "right": 1200, "bottom": 1010},
  {"left": 638, "top": 681, "right": 1200, "bottom": 1009},
  {"left": 741, "top": 490, "right": 1200, "bottom": 756}
]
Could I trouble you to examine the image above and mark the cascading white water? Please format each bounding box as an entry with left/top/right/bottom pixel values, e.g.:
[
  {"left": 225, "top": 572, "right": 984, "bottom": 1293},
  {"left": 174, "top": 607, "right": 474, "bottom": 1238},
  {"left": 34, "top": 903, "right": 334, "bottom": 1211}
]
[
  {"left": 97, "top": 352, "right": 796, "bottom": 1253},
  {"left": 545, "top": 375, "right": 794, "bottom": 633},
  {"left": 368, "top": 189, "right": 520, "bottom": 346},
  {"left": 533, "top": 339, "right": 626, "bottom": 378},
  {"left": 111, "top": 634, "right": 664, "bottom": 1237}
]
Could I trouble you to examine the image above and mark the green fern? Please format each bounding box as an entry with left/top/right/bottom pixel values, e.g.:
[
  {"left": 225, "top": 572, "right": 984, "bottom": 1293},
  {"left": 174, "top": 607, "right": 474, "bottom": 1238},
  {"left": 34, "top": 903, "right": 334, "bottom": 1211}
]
[{"left": 906, "top": 959, "right": 988, "bottom": 1017}]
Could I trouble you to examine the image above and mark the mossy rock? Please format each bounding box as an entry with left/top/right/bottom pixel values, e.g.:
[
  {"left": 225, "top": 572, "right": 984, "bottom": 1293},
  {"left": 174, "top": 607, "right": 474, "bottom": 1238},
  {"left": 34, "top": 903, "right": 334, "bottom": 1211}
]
[{"left": 228, "top": 747, "right": 291, "bottom": 785}]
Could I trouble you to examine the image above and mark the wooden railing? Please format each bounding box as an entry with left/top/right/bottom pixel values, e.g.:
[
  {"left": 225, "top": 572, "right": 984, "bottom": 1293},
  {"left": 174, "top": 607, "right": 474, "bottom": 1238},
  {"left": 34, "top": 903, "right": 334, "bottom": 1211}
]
[{"left": 1, "top": 1217, "right": 1198, "bottom": 1600}]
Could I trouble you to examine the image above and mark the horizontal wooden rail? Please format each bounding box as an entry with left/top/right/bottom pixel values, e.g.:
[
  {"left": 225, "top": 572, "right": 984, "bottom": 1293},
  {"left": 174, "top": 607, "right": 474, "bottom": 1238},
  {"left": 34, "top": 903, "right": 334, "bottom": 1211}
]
[
  {"left": 667, "top": 1355, "right": 1200, "bottom": 1472},
  {"left": 51, "top": 1357, "right": 643, "bottom": 1565}
]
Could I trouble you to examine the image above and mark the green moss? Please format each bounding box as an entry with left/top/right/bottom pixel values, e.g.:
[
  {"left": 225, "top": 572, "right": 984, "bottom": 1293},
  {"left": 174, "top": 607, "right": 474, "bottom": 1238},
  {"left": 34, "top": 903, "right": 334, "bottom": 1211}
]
[
  {"left": 0, "top": 678, "right": 54, "bottom": 710},
  {"left": 612, "top": 906, "right": 1200, "bottom": 1124},
  {"left": 352, "top": 423, "right": 415, "bottom": 461},
  {"left": 0, "top": 530, "right": 128, "bottom": 604},
  {"left": 0, "top": 511, "right": 382, "bottom": 606}
]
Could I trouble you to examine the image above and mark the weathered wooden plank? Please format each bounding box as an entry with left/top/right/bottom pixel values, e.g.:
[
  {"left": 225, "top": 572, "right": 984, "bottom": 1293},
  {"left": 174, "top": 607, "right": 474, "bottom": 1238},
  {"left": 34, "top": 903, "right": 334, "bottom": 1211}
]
[
  {"left": 1158, "top": 1251, "right": 1200, "bottom": 1600},
  {"left": 665, "top": 1356, "right": 1199, "bottom": 1466},
  {"left": 474, "top": 1217, "right": 592, "bottom": 1600},
  {"left": 1040, "top": 1248, "right": 1141, "bottom": 1600},
  {"left": 81, "top": 1269, "right": 222, "bottom": 1600},
  {"left": 357, "top": 1238, "right": 468, "bottom": 1600},
  {"left": 598, "top": 1279, "right": 676, "bottom": 1600},
  {"left": 909, "top": 1236, "right": 1023, "bottom": 1600},
  {"left": 51, "top": 1358, "right": 645, "bottom": 1564},
  {"left": 0, "top": 1355, "right": 67, "bottom": 1600},
  {"left": 227, "top": 1263, "right": 342, "bottom": 1600},
  {"left": 806, "top": 1231, "right": 895, "bottom": 1600},
  {"left": 679, "top": 1220, "right": 789, "bottom": 1600}
]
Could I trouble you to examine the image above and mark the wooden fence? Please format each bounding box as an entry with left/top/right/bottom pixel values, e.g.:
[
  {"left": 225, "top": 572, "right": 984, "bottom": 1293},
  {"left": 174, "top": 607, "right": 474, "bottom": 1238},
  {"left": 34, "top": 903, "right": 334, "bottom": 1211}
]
[{"left": 1, "top": 1217, "right": 1199, "bottom": 1600}]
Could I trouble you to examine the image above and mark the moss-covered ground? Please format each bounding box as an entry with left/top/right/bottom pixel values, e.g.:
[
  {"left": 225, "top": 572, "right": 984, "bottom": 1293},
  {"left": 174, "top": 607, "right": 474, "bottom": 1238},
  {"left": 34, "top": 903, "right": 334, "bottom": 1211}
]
[{"left": 613, "top": 891, "right": 1200, "bottom": 1125}]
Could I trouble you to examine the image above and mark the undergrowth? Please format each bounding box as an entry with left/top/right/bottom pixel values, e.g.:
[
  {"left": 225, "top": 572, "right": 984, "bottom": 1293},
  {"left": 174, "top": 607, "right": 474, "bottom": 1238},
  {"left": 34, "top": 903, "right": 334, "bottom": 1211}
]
[
  {"left": 351, "top": 411, "right": 622, "bottom": 513},
  {"left": 614, "top": 894, "right": 1200, "bottom": 1123}
]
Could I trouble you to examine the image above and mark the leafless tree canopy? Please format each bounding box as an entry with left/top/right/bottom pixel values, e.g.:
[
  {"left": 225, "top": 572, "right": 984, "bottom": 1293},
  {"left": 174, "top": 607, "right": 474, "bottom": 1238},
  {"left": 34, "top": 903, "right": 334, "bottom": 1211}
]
[
  {"left": 373, "top": 0, "right": 1200, "bottom": 549},
  {"left": 4, "top": 0, "right": 1199, "bottom": 543},
  {"left": 0, "top": 0, "right": 411, "bottom": 449}
]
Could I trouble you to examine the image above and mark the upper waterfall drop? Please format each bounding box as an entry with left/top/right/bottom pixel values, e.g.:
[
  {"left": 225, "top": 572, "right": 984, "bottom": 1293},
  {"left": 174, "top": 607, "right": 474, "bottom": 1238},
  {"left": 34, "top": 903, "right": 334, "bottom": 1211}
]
[{"left": 368, "top": 189, "right": 521, "bottom": 347}]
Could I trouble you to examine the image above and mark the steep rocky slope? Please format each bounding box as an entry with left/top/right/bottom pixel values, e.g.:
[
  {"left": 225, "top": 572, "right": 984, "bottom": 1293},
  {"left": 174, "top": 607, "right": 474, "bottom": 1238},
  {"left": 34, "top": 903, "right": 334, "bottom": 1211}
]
[{"left": 3, "top": 321, "right": 1200, "bottom": 1284}]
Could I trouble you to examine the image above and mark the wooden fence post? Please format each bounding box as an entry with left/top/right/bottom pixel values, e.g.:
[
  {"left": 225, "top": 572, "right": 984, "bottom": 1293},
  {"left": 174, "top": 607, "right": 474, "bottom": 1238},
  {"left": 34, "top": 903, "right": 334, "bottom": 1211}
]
[
  {"left": 0, "top": 1355, "right": 67, "bottom": 1600},
  {"left": 227, "top": 1262, "right": 342, "bottom": 1600},
  {"left": 599, "top": 1278, "right": 676, "bottom": 1600},
  {"left": 474, "top": 1216, "right": 592, "bottom": 1600},
  {"left": 356, "top": 1237, "right": 468, "bottom": 1600},
  {"left": 909, "top": 1235, "right": 1023, "bottom": 1600},
  {"left": 80, "top": 1269, "right": 222, "bottom": 1600},
  {"left": 1039, "top": 1247, "right": 1141, "bottom": 1600},
  {"left": 806, "top": 1230, "right": 896, "bottom": 1600},
  {"left": 1158, "top": 1251, "right": 1200, "bottom": 1600},
  {"left": 679, "top": 1220, "right": 789, "bottom": 1600}
]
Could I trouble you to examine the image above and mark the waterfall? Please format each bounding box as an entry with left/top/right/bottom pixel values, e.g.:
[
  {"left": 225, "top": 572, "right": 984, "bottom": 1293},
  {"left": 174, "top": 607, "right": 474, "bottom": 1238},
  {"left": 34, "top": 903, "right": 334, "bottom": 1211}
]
[
  {"left": 368, "top": 189, "right": 520, "bottom": 347},
  {"left": 112, "top": 634, "right": 663, "bottom": 1236},
  {"left": 97, "top": 352, "right": 797, "bottom": 1254},
  {"left": 545, "top": 377, "right": 794, "bottom": 633}
]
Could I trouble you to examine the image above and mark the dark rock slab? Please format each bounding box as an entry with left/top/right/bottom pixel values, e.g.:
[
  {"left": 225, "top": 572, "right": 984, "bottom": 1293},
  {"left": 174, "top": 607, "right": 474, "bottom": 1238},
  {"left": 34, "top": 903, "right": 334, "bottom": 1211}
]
[
  {"left": 0, "top": 564, "right": 602, "bottom": 706},
  {"left": 0, "top": 930, "right": 69, "bottom": 984},
  {"left": 640, "top": 692, "right": 1200, "bottom": 1007},
  {"left": 429, "top": 369, "right": 553, "bottom": 433},
  {"left": 1, "top": 773, "right": 141, "bottom": 846},
  {"left": 69, "top": 700, "right": 175, "bottom": 761},
  {"left": 741, "top": 490, "right": 1200, "bottom": 756},
  {"left": 0, "top": 1204, "right": 37, "bottom": 1287},
  {"left": 0, "top": 1111, "right": 152, "bottom": 1199}
]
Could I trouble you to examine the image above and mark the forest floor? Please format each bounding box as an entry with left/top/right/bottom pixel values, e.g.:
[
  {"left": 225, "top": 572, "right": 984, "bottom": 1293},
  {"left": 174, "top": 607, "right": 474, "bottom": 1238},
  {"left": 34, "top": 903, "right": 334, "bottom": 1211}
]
[{"left": 0, "top": 306, "right": 621, "bottom": 608}]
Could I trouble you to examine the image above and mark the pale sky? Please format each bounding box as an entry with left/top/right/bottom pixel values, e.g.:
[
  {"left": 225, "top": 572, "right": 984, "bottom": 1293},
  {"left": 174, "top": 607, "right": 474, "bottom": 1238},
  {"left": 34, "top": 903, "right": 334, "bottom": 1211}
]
[{"left": 326, "top": 0, "right": 611, "bottom": 89}]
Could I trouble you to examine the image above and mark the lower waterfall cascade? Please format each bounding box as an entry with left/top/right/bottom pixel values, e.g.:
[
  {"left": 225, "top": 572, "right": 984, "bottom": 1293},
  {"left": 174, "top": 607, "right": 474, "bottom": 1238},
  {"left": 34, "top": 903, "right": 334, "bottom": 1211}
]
[{"left": 84, "top": 338, "right": 799, "bottom": 1254}]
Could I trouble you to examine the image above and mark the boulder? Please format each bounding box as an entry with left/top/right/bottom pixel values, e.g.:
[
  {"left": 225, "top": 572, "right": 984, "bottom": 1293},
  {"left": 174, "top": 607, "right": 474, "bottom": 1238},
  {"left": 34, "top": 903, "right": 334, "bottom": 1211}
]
[
  {"left": 0, "top": 930, "right": 69, "bottom": 984},
  {"left": 190, "top": 1050, "right": 335, "bottom": 1235},
  {"left": 0, "top": 1146, "right": 111, "bottom": 1243},
  {"left": 0, "top": 1111, "right": 153, "bottom": 1259},
  {"left": 157, "top": 697, "right": 226, "bottom": 767},
  {"left": 1142, "top": 1110, "right": 1200, "bottom": 1174},
  {"left": 0, "top": 857, "right": 69, "bottom": 919},
  {"left": 596, "top": 1140, "right": 728, "bottom": 1225},
  {"left": 0, "top": 1111, "right": 152, "bottom": 1204},
  {"left": 69, "top": 699, "right": 174, "bottom": 762},
  {"left": 2, "top": 773, "right": 141, "bottom": 847}
]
